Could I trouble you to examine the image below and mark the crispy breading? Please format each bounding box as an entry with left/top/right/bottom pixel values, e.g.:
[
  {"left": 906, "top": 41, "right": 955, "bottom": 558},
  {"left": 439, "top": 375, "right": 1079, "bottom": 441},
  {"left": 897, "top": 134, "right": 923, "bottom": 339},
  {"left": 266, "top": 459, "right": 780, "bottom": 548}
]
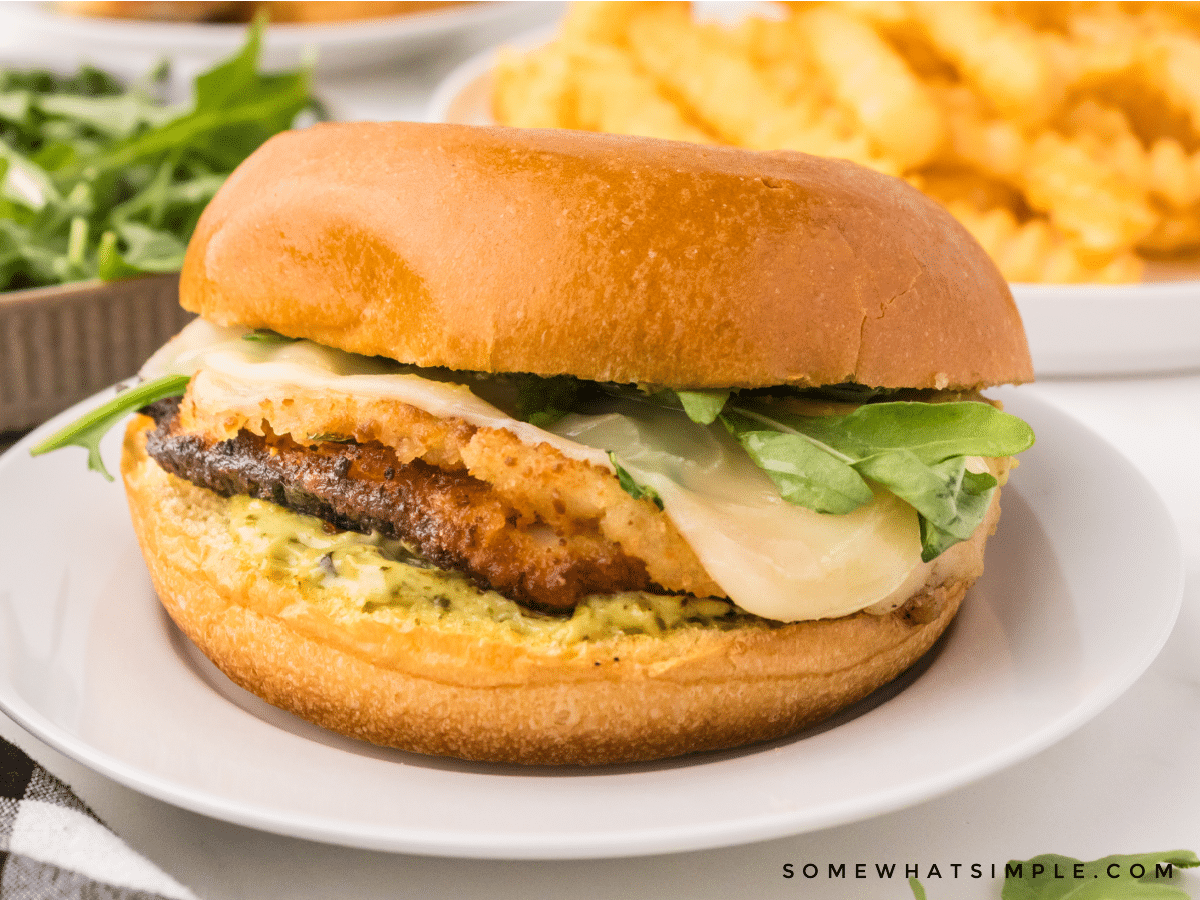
[{"left": 168, "top": 382, "right": 725, "bottom": 606}]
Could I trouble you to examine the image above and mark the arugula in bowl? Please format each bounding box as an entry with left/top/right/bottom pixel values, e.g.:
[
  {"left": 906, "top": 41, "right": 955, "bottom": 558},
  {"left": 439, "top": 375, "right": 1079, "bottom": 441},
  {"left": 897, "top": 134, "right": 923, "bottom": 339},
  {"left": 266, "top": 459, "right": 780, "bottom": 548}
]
[{"left": 0, "top": 18, "right": 318, "bottom": 291}]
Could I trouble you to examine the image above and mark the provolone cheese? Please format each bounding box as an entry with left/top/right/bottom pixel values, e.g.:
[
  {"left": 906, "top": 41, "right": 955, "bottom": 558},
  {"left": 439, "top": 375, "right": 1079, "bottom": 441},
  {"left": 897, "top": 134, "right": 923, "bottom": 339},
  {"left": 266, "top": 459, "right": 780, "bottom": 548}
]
[
  {"left": 552, "top": 408, "right": 929, "bottom": 621},
  {"left": 141, "top": 320, "right": 934, "bottom": 622}
]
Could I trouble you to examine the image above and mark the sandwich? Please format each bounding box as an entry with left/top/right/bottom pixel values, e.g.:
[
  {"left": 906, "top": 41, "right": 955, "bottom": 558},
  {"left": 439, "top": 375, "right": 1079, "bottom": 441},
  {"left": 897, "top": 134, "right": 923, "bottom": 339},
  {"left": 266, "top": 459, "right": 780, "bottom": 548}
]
[{"left": 36, "top": 122, "right": 1035, "bottom": 765}]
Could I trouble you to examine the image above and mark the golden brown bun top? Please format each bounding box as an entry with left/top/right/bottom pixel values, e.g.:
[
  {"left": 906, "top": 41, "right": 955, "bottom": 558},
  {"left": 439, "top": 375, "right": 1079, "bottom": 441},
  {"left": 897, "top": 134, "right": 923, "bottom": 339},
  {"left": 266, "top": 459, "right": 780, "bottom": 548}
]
[{"left": 180, "top": 122, "right": 1033, "bottom": 390}]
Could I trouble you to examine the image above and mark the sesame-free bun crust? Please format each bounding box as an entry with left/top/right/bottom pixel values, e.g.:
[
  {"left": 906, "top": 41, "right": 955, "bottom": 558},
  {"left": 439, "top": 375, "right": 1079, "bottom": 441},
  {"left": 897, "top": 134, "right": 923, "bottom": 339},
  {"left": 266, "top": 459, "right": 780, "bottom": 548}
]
[
  {"left": 180, "top": 122, "right": 1032, "bottom": 391},
  {"left": 123, "top": 415, "right": 978, "bottom": 766}
]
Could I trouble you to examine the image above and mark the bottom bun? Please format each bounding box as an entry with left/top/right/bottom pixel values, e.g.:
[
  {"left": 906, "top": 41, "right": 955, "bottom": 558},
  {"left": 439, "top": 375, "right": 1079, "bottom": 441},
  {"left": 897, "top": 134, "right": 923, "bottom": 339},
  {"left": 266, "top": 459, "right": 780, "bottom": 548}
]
[{"left": 122, "top": 415, "right": 979, "bottom": 766}]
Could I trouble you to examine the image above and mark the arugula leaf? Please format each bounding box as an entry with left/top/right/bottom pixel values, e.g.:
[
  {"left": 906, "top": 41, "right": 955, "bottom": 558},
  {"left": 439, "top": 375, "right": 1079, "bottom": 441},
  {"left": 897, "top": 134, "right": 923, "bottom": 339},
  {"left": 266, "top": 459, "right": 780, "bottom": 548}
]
[
  {"left": 721, "top": 409, "right": 873, "bottom": 514},
  {"left": 1001, "top": 851, "right": 1199, "bottom": 900},
  {"left": 720, "top": 401, "right": 1034, "bottom": 559},
  {"left": 855, "top": 452, "right": 999, "bottom": 561},
  {"left": 916, "top": 482, "right": 996, "bottom": 560},
  {"left": 0, "top": 140, "right": 63, "bottom": 207},
  {"left": 95, "top": 229, "right": 138, "bottom": 279},
  {"left": 0, "top": 66, "right": 124, "bottom": 99},
  {"left": 242, "top": 329, "right": 301, "bottom": 346},
  {"left": 514, "top": 374, "right": 582, "bottom": 428},
  {"left": 908, "top": 877, "right": 928, "bottom": 900},
  {"left": 37, "top": 92, "right": 177, "bottom": 139},
  {"left": 607, "top": 451, "right": 664, "bottom": 509},
  {"left": 28, "top": 374, "right": 189, "bottom": 480},
  {"left": 193, "top": 17, "right": 264, "bottom": 112},
  {"left": 675, "top": 389, "right": 730, "bottom": 425},
  {"left": 107, "top": 221, "right": 189, "bottom": 273},
  {"left": 777, "top": 400, "right": 1035, "bottom": 465},
  {"left": 505, "top": 378, "right": 1034, "bottom": 560}
]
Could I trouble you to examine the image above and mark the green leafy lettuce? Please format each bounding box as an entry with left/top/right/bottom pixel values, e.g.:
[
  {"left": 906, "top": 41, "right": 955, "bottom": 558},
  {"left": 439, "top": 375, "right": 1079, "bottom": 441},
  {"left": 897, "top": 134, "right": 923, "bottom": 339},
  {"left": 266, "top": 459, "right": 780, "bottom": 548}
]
[
  {"left": 719, "top": 399, "right": 1034, "bottom": 561},
  {"left": 0, "top": 16, "right": 317, "bottom": 290},
  {"left": 607, "top": 451, "right": 663, "bottom": 510},
  {"left": 36, "top": 350, "right": 1034, "bottom": 570},
  {"left": 674, "top": 389, "right": 730, "bottom": 425},
  {"left": 513, "top": 378, "right": 1034, "bottom": 560},
  {"left": 28, "top": 374, "right": 190, "bottom": 480},
  {"left": 514, "top": 374, "right": 582, "bottom": 428}
]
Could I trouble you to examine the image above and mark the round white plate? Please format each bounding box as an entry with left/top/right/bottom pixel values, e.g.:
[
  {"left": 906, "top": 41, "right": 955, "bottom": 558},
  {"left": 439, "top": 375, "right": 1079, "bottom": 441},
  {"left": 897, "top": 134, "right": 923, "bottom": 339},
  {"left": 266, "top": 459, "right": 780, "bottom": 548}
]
[
  {"left": 0, "top": 1, "right": 521, "bottom": 74},
  {"left": 0, "top": 390, "right": 1182, "bottom": 859},
  {"left": 428, "top": 41, "right": 1200, "bottom": 379}
]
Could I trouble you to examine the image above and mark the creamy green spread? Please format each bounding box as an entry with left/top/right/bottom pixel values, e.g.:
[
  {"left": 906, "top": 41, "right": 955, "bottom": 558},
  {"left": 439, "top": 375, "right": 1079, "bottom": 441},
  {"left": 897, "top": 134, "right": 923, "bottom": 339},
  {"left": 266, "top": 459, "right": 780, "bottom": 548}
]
[{"left": 227, "top": 496, "right": 759, "bottom": 644}]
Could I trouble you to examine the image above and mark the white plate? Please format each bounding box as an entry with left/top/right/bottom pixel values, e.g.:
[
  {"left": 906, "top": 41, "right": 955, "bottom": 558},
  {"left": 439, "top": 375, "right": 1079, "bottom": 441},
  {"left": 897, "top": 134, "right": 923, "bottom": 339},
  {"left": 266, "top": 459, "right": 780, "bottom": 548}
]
[
  {"left": 0, "top": 390, "right": 1183, "bottom": 858},
  {"left": 0, "top": 1, "right": 521, "bottom": 74},
  {"left": 428, "top": 43, "right": 1200, "bottom": 379}
]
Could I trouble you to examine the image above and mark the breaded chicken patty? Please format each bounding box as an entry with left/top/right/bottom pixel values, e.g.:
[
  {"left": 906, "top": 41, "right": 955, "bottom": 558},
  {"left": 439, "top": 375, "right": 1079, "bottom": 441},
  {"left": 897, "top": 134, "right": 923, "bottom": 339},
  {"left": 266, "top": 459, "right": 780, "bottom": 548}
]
[{"left": 141, "top": 392, "right": 725, "bottom": 610}]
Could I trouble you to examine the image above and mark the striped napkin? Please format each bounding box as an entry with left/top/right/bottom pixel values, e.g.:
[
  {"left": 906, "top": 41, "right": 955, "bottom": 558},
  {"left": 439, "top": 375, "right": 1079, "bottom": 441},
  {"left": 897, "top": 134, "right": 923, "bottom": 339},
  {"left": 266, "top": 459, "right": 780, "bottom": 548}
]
[{"left": 1, "top": 735, "right": 198, "bottom": 899}]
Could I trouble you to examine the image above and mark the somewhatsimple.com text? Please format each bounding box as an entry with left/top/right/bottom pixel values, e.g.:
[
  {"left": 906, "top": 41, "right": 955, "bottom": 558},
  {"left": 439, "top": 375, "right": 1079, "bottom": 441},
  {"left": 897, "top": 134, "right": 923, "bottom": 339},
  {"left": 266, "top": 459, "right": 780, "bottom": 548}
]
[{"left": 781, "top": 861, "right": 1185, "bottom": 881}]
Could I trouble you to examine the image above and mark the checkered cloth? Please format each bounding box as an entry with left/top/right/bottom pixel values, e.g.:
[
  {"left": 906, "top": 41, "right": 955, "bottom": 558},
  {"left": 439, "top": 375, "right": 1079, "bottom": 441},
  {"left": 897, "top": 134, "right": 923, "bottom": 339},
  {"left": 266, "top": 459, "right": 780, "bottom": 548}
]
[{"left": 1, "top": 736, "right": 197, "bottom": 899}]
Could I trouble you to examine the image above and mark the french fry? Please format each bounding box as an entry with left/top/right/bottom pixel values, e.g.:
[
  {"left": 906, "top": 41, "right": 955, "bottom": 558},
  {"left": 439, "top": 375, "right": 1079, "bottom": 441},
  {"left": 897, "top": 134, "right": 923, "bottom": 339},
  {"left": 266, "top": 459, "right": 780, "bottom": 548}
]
[
  {"left": 937, "top": 84, "right": 1029, "bottom": 183},
  {"left": 846, "top": 2, "right": 958, "bottom": 84},
  {"left": 942, "top": 200, "right": 1144, "bottom": 284},
  {"left": 795, "top": 5, "right": 946, "bottom": 169},
  {"left": 1023, "top": 132, "right": 1158, "bottom": 255},
  {"left": 571, "top": 44, "right": 716, "bottom": 143},
  {"left": 493, "top": 44, "right": 580, "bottom": 130},
  {"left": 912, "top": 2, "right": 1062, "bottom": 125},
  {"left": 1060, "top": 6, "right": 1140, "bottom": 83},
  {"left": 837, "top": 1, "right": 913, "bottom": 29},
  {"left": 1137, "top": 207, "right": 1200, "bottom": 258},
  {"left": 625, "top": 5, "right": 895, "bottom": 170},
  {"left": 1147, "top": 138, "right": 1200, "bottom": 209},
  {"left": 1140, "top": 28, "right": 1200, "bottom": 137},
  {"left": 557, "top": 0, "right": 659, "bottom": 45},
  {"left": 726, "top": 13, "right": 825, "bottom": 102},
  {"left": 492, "top": 24, "right": 713, "bottom": 144}
]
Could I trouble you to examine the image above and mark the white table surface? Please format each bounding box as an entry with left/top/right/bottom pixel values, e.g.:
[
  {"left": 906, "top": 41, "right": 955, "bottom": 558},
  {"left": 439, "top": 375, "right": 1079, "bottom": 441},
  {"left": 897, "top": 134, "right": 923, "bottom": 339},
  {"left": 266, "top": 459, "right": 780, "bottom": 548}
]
[{"left": 1, "top": 4, "right": 1198, "bottom": 897}]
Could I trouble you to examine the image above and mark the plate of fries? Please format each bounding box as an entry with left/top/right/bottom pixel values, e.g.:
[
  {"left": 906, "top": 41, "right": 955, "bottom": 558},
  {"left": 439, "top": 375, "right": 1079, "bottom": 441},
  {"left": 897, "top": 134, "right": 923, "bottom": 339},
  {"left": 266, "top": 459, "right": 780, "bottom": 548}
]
[{"left": 428, "top": 1, "right": 1200, "bottom": 376}]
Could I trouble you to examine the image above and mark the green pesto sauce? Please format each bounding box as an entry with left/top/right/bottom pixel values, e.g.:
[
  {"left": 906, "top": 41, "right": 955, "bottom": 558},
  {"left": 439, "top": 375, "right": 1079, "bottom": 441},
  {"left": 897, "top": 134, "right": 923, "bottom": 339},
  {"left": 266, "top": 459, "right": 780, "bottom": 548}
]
[{"left": 226, "top": 496, "right": 760, "bottom": 644}]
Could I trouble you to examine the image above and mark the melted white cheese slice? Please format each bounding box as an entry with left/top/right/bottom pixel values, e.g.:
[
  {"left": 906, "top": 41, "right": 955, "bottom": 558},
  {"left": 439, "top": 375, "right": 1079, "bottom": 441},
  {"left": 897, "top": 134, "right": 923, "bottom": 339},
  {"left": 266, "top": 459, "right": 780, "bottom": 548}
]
[
  {"left": 142, "top": 320, "right": 600, "bottom": 464},
  {"left": 552, "top": 408, "right": 927, "bottom": 621},
  {"left": 142, "top": 320, "right": 930, "bottom": 622}
]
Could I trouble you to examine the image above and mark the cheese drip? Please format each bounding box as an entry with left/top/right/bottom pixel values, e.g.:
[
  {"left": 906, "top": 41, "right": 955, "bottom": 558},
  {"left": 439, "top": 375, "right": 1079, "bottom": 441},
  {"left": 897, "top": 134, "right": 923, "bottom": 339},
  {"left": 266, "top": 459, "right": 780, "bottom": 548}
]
[
  {"left": 142, "top": 320, "right": 934, "bottom": 622},
  {"left": 552, "top": 408, "right": 927, "bottom": 621}
]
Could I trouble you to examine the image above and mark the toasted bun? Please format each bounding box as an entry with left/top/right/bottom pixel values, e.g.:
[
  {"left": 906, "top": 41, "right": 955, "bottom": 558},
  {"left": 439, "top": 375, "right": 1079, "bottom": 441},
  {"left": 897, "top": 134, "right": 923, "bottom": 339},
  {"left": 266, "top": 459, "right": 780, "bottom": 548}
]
[
  {"left": 180, "top": 122, "right": 1032, "bottom": 391},
  {"left": 123, "top": 415, "right": 979, "bottom": 765}
]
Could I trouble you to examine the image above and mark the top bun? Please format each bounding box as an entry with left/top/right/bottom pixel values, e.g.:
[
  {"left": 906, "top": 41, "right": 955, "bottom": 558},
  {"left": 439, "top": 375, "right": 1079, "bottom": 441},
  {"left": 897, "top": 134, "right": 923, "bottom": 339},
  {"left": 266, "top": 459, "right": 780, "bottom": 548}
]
[{"left": 180, "top": 122, "right": 1032, "bottom": 390}]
